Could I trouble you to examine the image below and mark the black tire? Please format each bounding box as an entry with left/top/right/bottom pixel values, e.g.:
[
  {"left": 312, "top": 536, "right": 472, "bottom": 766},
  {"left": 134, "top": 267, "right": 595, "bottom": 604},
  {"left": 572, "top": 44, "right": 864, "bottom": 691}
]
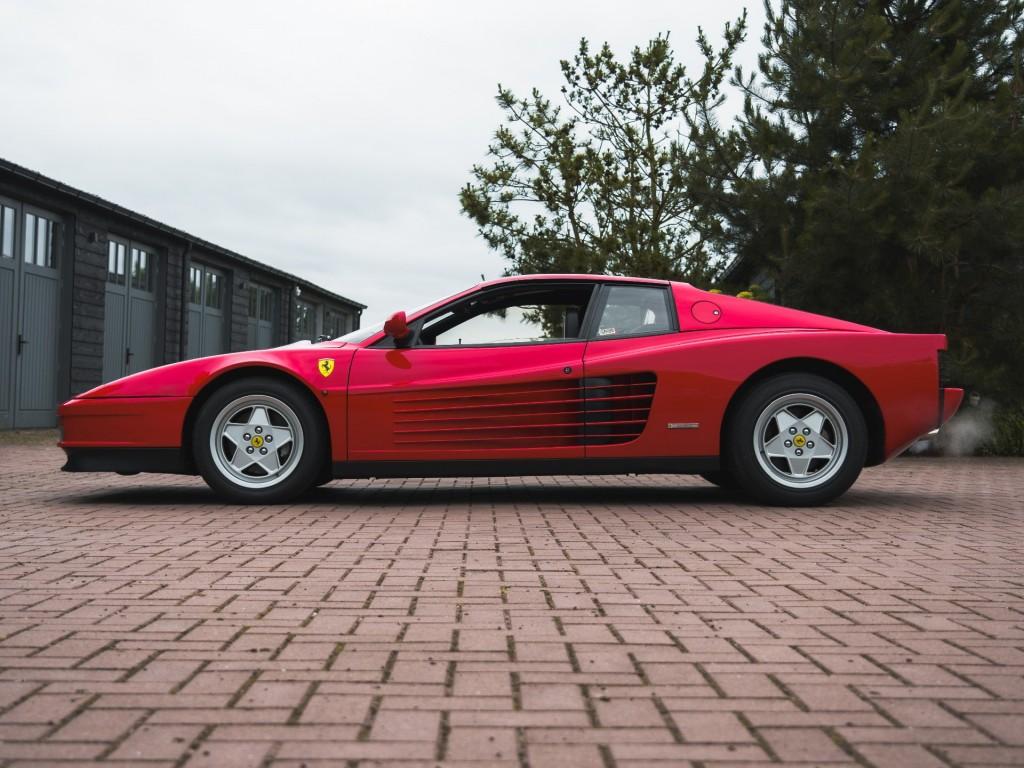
[
  {"left": 724, "top": 373, "right": 867, "bottom": 506},
  {"left": 700, "top": 470, "right": 737, "bottom": 490},
  {"left": 192, "top": 377, "right": 327, "bottom": 504}
]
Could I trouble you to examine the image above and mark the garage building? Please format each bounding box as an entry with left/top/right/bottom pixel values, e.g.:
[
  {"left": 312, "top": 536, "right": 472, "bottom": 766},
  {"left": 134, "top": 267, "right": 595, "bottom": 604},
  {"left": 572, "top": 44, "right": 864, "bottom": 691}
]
[{"left": 1, "top": 157, "right": 365, "bottom": 429}]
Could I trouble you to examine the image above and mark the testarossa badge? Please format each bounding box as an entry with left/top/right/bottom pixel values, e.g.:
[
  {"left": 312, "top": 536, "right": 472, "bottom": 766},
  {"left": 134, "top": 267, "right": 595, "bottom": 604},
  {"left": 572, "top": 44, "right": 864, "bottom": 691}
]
[{"left": 317, "top": 358, "right": 335, "bottom": 378}]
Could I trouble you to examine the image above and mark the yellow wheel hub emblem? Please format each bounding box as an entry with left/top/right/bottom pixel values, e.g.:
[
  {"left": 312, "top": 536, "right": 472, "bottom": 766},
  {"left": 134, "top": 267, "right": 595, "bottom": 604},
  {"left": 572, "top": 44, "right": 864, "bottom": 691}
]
[
  {"left": 793, "top": 434, "right": 806, "bottom": 447},
  {"left": 250, "top": 435, "right": 264, "bottom": 448}
]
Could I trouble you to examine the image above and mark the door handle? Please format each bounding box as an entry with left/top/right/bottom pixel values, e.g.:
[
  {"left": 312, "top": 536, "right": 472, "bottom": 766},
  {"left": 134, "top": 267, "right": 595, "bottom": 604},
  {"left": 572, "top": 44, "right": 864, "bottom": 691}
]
[
  {"left": 16, "top": 334, "right": 27, "bottom": 355},
  {"left": 125, "top": 347, "right": 134, "bottom": 366}
]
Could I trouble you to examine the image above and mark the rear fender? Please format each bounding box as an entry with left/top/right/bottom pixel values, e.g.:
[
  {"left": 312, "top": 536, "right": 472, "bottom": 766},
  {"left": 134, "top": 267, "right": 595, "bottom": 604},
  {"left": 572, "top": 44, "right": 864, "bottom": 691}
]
[{"left": 584, "top": 329, "right": 944, "bottom": 463}]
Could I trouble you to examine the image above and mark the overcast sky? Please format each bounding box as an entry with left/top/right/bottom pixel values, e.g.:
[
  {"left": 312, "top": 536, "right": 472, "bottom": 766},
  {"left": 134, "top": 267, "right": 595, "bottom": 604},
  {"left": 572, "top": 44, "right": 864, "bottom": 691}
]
[{"left": 0, "top": 0, "right": 764, "bottom": 321}]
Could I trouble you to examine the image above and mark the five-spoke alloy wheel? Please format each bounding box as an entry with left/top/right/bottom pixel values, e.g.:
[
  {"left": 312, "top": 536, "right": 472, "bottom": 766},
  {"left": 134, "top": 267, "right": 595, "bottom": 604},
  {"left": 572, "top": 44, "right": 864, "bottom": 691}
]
[
  {"left": 209, "top": 395, "right": 304, "bottom": 489},
  {"left": 725, "top": 374, "right": 867, "bottom": 506},
  {"left": 754, "top": 393, "right": 848, "bottom": 489},
  {"left": 193, "top": 377, "right": 326, "bottom": 503}
]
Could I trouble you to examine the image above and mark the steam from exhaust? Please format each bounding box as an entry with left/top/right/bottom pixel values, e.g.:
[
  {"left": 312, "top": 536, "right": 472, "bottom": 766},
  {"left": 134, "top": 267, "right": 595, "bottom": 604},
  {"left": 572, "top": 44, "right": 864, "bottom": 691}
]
[{"left": 936, "top": 397, "right": 996, "bottom": 456}]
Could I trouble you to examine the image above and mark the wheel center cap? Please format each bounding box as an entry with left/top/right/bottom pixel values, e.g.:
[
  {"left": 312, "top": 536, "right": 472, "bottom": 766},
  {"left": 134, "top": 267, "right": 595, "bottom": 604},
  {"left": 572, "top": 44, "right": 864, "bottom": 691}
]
[
  {"left": 793, "top": 434, "right": 806, "bottom": 448},
  {"left": 250, "top": 435, "right": 264, "bottom": 448}
]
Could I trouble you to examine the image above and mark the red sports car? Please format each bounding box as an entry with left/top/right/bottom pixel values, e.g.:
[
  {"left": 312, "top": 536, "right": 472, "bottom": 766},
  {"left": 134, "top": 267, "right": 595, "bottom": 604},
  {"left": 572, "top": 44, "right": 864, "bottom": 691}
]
[{"left": 59, "top": 275, "right": 962, "bottom": 505}]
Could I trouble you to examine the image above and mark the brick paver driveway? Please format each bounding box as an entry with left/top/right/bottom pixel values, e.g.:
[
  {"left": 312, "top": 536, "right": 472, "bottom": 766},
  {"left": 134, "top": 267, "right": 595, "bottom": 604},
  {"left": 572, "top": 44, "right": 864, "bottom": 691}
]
[{"left": 0, "top": 436, "right": 1022, "bottom": 767}]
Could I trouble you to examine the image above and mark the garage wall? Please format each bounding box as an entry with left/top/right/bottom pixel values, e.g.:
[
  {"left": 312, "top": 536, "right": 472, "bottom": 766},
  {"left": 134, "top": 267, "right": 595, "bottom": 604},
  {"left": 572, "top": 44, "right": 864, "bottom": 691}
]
[
  {"left": 70, "top": 212, "right": 110, "bottom": 395},
  {"left": 68, "top": 213, "right": 189, "bottom": 396},
  {"left": 1, "top": 162, "right": 364, "bottom": 425}
]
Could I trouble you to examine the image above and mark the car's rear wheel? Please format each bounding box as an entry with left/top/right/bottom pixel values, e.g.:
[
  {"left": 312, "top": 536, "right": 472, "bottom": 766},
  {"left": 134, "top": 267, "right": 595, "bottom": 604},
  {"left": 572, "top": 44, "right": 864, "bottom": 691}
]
[
  {"left": 193, "top": 377, "right": 326, "bottom": 504},
  {"left": 725, "top": 374, "right": 867, "bottom": 506}
]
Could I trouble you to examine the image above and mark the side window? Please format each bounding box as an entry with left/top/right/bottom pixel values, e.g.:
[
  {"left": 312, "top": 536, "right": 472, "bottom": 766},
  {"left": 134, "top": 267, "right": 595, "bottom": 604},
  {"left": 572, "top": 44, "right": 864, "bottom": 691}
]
[
  {"left": 24, "top": 211, "right": 57, "bottom": 268},
  {"left": 260, "top": 288, "right": 274, "bottom": 322},
  {"left": 594, "top": 285, "right": 674, "bottom": 339},
  {"left": 205, "top": 271, "right": 223, "bottom": 309},
  {"left": 249, "top": 284, "right": 274, "bottom": 321},
  {"left": 295, "top": 299, "right": 315, "bottom": 338},
  {"left": 323, "top": 309, "right": 350, "bottom": 338},
  {"left": 416, "top": 284, "right": 594, "bottom": 347},
  {"left": 2, "top": 206, "right": 16, "bottom": 258},
  {"left": 107, "top": 241, "right": 127, "bottom": 285},
  {"left": 107, "top": 238, "right": 155, "bottom": 291},
  {"left": 189, "top": 266, "right": 203, "bottom": 304},
  {"left": 130, "top": 247, "right": 153, "bottom": 292}
]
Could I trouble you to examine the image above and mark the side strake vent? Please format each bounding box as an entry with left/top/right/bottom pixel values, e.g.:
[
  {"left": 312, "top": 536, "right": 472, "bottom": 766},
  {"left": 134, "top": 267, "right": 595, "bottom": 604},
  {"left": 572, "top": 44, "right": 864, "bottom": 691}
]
[
  {"left": 392, "top": 372, "right": 657, "bottom": 449},
  {"left": 582, "top": 373, "right": 657, "bottom": 446}
]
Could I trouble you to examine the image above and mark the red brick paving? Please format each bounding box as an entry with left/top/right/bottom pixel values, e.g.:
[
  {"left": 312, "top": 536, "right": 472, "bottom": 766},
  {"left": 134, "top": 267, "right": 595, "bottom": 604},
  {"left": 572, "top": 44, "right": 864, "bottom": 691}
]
[{"left": 0, "top": 437, "right": 1022, "bottom": 766}]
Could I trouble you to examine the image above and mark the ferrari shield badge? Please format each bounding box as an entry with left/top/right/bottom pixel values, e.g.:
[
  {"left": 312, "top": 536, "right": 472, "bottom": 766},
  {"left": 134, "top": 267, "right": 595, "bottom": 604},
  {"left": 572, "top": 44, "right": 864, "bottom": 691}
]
[{"left": 317, "top": 358, "right": 335, "bottom": 378}]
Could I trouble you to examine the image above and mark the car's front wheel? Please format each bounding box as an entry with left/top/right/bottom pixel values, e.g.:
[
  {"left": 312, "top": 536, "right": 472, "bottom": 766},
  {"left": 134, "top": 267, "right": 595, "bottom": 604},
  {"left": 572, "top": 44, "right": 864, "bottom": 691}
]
[
  {"left": 725, "top": 373, "right": 867, "bottom": 506},
  {"left": 193, "top": 377, "right": 326, "bottom": 504}
]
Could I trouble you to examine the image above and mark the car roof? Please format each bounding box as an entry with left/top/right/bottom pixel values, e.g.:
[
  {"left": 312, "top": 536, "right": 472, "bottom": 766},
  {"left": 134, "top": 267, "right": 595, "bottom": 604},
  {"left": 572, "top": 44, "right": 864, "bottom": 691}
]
[
  {"left": 345, "top": 274, "right": 685, "bottom": 347},
  {"left": 476, "top": 274, "right": 676, "bottom": 289}
]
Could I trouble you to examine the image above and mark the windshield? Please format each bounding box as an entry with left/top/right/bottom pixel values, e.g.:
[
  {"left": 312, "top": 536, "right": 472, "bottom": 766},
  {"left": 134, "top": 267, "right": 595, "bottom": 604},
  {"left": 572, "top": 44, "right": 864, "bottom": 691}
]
[
  {"left": 334, "top": 321, "right": 384, "bottom": 344},
  {"left": 333, "top": 299, "right": 438, "bottom": 344}
]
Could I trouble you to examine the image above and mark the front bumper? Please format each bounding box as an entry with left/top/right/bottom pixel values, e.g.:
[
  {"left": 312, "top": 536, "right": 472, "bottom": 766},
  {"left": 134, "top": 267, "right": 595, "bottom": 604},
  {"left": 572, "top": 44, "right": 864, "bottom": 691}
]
[
  {"left": 62, "top": 447, "right": 189, "bottom": 474},
  {"left": 58, "top": 396, "right": 191, "bottom": 449},
  {"left": 58, "top": 396, "right": 192, "bottom": 474}
]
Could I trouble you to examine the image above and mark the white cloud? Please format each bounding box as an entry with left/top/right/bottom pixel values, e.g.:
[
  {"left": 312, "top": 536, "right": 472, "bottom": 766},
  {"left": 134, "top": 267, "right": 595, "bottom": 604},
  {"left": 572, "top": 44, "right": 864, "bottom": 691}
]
[{"left": 0, "top": 0, "right": 763, "bottom": 320}]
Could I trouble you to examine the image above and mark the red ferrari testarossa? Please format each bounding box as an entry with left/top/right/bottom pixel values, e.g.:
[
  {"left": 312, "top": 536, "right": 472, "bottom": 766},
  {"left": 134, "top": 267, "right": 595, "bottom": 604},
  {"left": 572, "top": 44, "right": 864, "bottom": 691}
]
[{"left": 59, "top": 275, "right": 962, "bottom": 505}]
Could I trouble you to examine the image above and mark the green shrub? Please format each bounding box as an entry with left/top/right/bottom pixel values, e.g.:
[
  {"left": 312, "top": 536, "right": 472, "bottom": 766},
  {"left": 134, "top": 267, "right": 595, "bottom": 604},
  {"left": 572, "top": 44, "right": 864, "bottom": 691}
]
[{"left": 980, "top": 405, "right": 1024, "bottom": 456}]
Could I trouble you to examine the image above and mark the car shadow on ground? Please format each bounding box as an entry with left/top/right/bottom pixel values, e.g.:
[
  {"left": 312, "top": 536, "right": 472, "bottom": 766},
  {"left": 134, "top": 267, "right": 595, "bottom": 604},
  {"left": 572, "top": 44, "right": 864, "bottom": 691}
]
[{"left": 59, "top": 480, "right": 953, "bottom": 511}]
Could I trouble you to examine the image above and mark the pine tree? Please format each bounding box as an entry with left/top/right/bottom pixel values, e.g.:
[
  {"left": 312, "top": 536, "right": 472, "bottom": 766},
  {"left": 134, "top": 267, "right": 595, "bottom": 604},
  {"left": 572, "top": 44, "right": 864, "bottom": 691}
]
[
  {"left": 460, "top": 20, "right": 745, "bottom": 283},
  {"left": 699, "top": 0, "right": 1024, "bottom": 400}
]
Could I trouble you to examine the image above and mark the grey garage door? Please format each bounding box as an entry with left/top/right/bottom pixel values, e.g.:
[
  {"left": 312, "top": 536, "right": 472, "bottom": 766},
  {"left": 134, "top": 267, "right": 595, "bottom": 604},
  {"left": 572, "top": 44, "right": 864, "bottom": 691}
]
[
  {"left": 186, "top": 262, "right": 227, "bottom": 359},
  {"left": 0, "top": 198, "right": 62, "bottom": 428},
  {"left": 103, "top": 237, "right": 158, "bottom": 382},
  {"left": 323, "top": 308, "right": 353, "bottom": 338},
  {"left": 294, "top": 298, "right": 317, "bottom": 341},
  {"left": 246, "top": 282, "right": 276, "bottom": 349}
]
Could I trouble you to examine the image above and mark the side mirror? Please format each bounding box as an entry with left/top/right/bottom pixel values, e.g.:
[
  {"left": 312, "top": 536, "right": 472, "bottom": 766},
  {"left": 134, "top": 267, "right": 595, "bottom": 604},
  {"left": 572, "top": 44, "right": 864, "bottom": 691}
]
[{"left": 383, "top": 310, "right": 411, "bottom": 343}]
